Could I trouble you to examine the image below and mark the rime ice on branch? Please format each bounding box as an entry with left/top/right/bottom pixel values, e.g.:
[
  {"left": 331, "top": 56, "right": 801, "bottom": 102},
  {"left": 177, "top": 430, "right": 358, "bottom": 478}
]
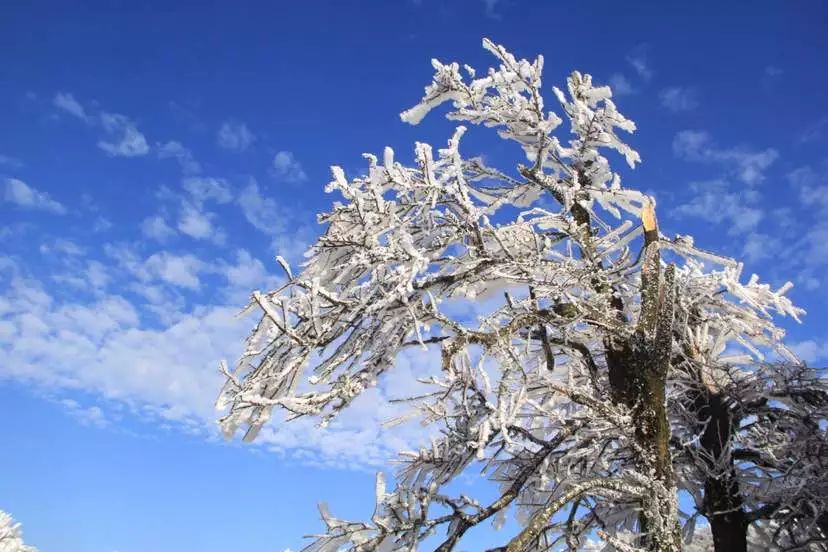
[
  {"left": 216, "top": 39, "right": 825, "bottom": 551},
  {"left": 0, "top": 510, "right": 37, "bottom": 552}
]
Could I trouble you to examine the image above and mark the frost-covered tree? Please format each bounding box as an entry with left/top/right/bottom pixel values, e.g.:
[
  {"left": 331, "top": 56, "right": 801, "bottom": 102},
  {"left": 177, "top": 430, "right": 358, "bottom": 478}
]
[
  {"left": 0, "top": 510, "right": 37, "bottom": 552},
  {"left": 216, "top": 39, "right": 824, "bottom": 551},
  {"left": 672, "top": 358, "right": 827, "bottom": 550}
]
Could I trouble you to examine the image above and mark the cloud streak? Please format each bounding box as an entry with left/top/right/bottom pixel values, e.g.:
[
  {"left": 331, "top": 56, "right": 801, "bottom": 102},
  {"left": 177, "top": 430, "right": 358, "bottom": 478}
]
[
  {"left": 52, "top": 92, "right": 150, "bottom": 157},
  {"left": 271, "top": 151, "right": 308, "bottom": 184},
  {"left": 217, "top": 121, "right": 255, "bottom": 152},
  {"left": 673, "top": 130, "right": 778, "bottom": 185},
  {"left": 659, "top": 87, "right": 698, "bottom": 111},
  {"left": 4, "top": 178, "right": 66, "bottom": 214}
]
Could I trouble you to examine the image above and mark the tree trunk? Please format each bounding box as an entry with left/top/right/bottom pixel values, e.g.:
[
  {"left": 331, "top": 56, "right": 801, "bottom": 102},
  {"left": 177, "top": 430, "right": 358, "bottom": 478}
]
[
  {"left": 606, "top": 203, "right": 682, "bottom": 551},
  {"left": 695, "top": 390, "right": 748, "bottom": 552}
]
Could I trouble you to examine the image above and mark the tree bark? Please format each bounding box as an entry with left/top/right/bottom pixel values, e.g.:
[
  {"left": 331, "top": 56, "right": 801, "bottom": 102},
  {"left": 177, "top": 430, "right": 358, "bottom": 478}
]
[
  {"left": 605, "top": 203, "right": 682, "bottom": 551},
  {"left": 694, "top": 390, "right": 748, "bottom": 552}
]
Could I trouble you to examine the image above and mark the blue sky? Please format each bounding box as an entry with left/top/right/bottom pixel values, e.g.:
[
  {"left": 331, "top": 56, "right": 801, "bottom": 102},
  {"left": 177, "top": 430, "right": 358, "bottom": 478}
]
[{"left": 1, "top": 1, "right": 827, "bottom": 550}]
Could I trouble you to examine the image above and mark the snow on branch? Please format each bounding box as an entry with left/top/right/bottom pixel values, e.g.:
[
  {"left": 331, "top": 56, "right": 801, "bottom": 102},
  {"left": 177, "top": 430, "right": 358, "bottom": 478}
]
[
  {"left": 216, "top": 39, "right": 820, "bottom": 551},
  {"left": 0, "top": 511, "right": 37, "bottom": 552}
]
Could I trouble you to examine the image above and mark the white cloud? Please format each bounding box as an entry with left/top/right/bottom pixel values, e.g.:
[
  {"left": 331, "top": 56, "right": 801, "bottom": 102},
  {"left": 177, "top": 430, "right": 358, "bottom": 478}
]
[
  {"left": 53, "top": 260, "right": 111, "bottom": 292},
  {"left": 217, "top": 121, "right": 255, "bottom": 152},
  {"left": 740, "top": 232, "right": 780, "bottom": 263},
  {"left": 4, "top": 178, "right": 66, "bottom": 214},
  {"left": 223, "top": 250, "right": 267, "bottom": 288},
  {"left": 237, "top": 180, "right": 288, "bottom": 235},
  {"left": 97, "top": 112, "right": 150, "bottom": 157},
  {"left": 51, "top": 92, "right": 149, "bottom": 157},
  {"left": 93, "top": 217, "right": 113, "bottom": 232},
  {"left": 627, "top": 52, "right": 652, "bottom": 80},
  {"left": 61, "top": 398, "right": 109, "bottom": 428},
  {"left": 40, "top": 239, "right": 85, "bottom": 256},
  {"left": 182, "top": 177, "right": 232, "bottom": 205},
  {"left": 672, "top": 130, "right": 778, "bottom": 185},
  {"left": 141, "top": 215, "right": 176, "bottom": 242},
  {"left": 672, "top": 129, "right": 708, "bottom": 156},
  {"left": 104, "top": 243, "right": 148, "bottom": 281},
  {"left": 2, "top": 256, "right": 429, "bottom": 468},
  {"left": 798, "top": 117, "right": 828, "bottom": 144},
  {"left": 1, "top": 219, "right": 427, "bottom": 470},
  {"left": 609, "top": 73, "right": 635, "bottom": 96},
  {"left": 271, "top": 151, "right": 308, "bottom": 184},
  {"left": 218, "top": 250, "right": 279, "bottom": 305},
  {"left": 86, "top": 261, "right": 110, "bottom": 289},
  {"left": 763, "top": 65, "right": 783, "bottom": 89},
  {"left": 785, "top": 163, "right": 828, "bottom": 269},
  {"left": 789, "top": 339, "right": 828, "bottom": 364},
  {"left": 177, "top": 202, "right": 224, "bottom": 243},
  {"left": 269, "top": 224, "right": 314, "bottom": 266},
  {"left": 672, "top": 179, "right": 764, "bottom": 235},
  {"left": 659, "top": 86, "right": 698, "bottom": 111},
  {"left": 143, "top": 252, "right": 205, "bottom": 290},
  {"left": 53, "top": 92, "right": 90, "bottom": 122},
  {"left": 145, "top": 178, "right": 231, "bottom": 244},
  {"left": 0, "top": 154, "right": 23, "bottom": 169},
  {"left": 0, "top": 275, "right": 241, "bottom": 425},
  {"left": 790, "top": 165, "right": 828, "bottom": 207},
  {"left": 764, "top": 65, "right": 783, "bottom": 78},
  {"left": 481, "top": 0, "right": 501, "bottom": 19},
  {"left": 158, "top": 141, "right": 201, "bottom": 174}
]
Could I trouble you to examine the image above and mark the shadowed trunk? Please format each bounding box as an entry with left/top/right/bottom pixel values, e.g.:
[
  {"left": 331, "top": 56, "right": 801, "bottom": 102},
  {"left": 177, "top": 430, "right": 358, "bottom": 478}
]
[{"left": 695, "top": 390, "right": 748, "bottom": 552}]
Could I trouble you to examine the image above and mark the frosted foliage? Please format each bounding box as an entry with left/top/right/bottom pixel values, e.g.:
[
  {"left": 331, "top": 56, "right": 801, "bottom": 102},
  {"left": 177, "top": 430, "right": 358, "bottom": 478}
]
[
  {"left": 0, "top": 511, "right": 36, "bottom": 552},
  {"left": 217, "top": 39, "right": 824, "bottom": 551}
]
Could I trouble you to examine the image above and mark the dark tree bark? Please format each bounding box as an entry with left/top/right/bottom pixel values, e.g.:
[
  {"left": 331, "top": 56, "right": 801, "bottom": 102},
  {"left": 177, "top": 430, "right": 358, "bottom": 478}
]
[
  {"left": 605, "top": 203, "right": 682, "bottom": 551},
  {"left": 694, "top": 389, "right": 748, "bottom": 552}
]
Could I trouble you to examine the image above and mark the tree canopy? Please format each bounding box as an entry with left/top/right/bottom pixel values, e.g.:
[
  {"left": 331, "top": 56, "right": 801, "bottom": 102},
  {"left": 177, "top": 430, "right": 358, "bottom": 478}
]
[{"left": 217, "top": 39, "right": 827, "bottom": 551}]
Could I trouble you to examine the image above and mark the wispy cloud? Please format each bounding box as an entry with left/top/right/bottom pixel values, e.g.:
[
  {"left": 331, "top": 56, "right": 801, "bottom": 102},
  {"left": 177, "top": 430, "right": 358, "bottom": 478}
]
[
  {"left": 182, "top": 177, "right": 233, "bottom": 205},
  {"left": 61, "top": 398, "right": 109, "bottom": 428},
  {"left": 53, "top": 92, "right": 90, "bottom": 122},
  {"left": 0, "top": 154, "right": 23, "bottom": 169},
  {"left": 785, "top": 162, "right": 828, "bottom": 277},
  {"left": 659, "top": 86, "right": 698, "bottom": 111},
  {"left": 672, "top": 179, "right": 764, "bottom": 235},
  {"left": 609, "top": 73, "right": 635, "bottom": 96},
  {"left": 762, "top": 65, "right": 783, "bottom": 90},
  {"left": 52, "top": 92, "right": 150, "bottom": 157},
  {"left": 93, "top": 217, "right": 113, "bottom": 233},
  {"left": 765, "top": 65, "right": 783, "bottom": 78},
  {"left": 237, "top": 180, "right": 288, "bottom": 235},
  {"left": 143, "top": 252, "right": 206, "bottom": 290},
  {"left": 40, "top": 238, "right": 85, "bottom": 257},
  {"left": 4, "top": 178, "right": 66, "bottom": 214},
  {"left": 97, "top": 112, "right": 149, "bottom": 157},
  {"left": 789, "top": 339, "right": 828, "bottom": 364},
  {"left": 798, "top": 116, "right": 828, "bottom": 144},
  {"left": 221, "top": 249, "right": 272, "bottom": 293},
  {"left": 673, "top": 130, "right": 778, "bottom": 185},
  {"left": 0, "top": 271, "right": 236, "bottom": 425},
  {"left": 627, "top": 50, "right": 652, "bottom": 81},
  {"left": 177, "top": 201, "right": 225, "bottom": 244},
  {"left": 217, "top": 121, "right": 255, "bottom": 152},
  {"left": 481, "top": 0, "right": 501, "bottom": 19},
  {"left": 271, "top": 151, "right": 308, "bottom": 184},
  {"left": 740, "top": 232, "right": 782, "bottom": 263},
  {"left": 141, "top": 215, "right": 176, "bottom": 242},
  {"left": 158, "top": 141, "right": 201, "bottom": 174},
  {"left": 2, "top": 264, "right": 428, "bottom": 467}
]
